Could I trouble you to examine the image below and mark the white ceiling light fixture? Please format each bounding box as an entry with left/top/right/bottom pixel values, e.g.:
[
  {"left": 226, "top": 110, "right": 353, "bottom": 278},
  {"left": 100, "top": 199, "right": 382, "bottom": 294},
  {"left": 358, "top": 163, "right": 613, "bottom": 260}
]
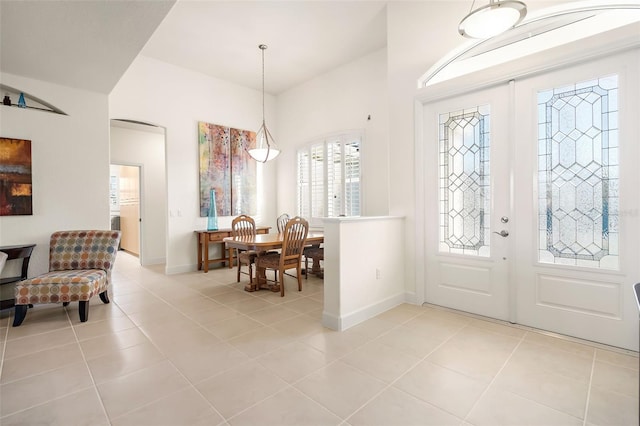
[
  {"left": 459, "top": 0, "right": 527, "bottom": 39},
  {"left": 248, "top": 44, "right": 280, "bottom": 163}
]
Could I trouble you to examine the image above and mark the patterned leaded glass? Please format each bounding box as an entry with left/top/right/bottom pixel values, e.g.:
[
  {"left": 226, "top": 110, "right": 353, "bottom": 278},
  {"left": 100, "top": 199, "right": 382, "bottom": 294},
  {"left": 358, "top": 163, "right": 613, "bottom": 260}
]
[
  {"left": 538, "top": 74, "right": 619, "bottom": 269},
  {"left": 439, "top": 105, "right": 491, "bottom": 257}
]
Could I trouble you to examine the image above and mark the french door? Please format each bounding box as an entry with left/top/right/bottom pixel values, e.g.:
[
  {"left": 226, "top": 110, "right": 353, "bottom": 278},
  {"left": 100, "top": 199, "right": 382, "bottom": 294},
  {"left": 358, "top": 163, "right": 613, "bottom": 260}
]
[{"left": 422, "top": 49, "right": 640, "bottom": 350}]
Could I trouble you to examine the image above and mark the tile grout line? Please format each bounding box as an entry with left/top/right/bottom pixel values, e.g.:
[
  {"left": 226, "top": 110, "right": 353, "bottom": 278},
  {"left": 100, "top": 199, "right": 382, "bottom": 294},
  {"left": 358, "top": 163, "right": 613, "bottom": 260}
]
[
  {"left": 0, "top": 307, "right": 101, "bottom": 422},
  {"left": 66, "top": 304, "right": 113, "bottom": 425},
  {"left": 0, "top": 312, "right": 10, "bottom": 384},
  {"left": 112, "top": 289, "right": 235, "bottom": 424},
  {"left": 459, "top": 329, "right": 528, "bottom": 424},
  {"left": 341, "top": 315, "right": 468, "bottom": 424},
  {"left": 582, "top": 349, "right": 597, "bottom": 426}
]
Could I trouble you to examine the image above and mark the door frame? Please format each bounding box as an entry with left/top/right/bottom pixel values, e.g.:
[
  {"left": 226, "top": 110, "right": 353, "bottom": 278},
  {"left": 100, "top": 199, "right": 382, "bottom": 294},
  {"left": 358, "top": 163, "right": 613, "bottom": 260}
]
[
  {"left": 110, "top": 162, "right": 144, "bottom": 262},
  {"left": 109, "top": 119, "right": 168, "bottom": 268},
  {"left": 414, "top": 23, "right": 640, "bottom": 308}
]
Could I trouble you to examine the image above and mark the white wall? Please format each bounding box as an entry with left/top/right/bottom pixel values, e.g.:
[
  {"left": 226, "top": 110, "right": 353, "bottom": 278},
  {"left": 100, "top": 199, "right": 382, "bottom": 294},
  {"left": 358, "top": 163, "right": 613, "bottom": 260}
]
[
  {"left": 385, "top": 1, "right": 566, "bottom": 302},
  {"left": 0, "top": 72, "right": 111, "bottom": 278},
  {"left": 110, "top": 121, "right": 167, "bottom": 265},
  {"left": 322, "top": 216, "right": 406, "bottom": 330},
  {"left": 109, "top": 56, "right": 278, "bottom": 273},
  {"left": 276, "top": 48, "right": 389, "bottom": 218}
]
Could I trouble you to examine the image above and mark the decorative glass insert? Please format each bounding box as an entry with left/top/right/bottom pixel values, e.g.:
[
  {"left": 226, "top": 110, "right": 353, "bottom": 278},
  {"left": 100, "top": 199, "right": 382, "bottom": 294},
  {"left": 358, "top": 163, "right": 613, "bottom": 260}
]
[
  {"left": 538, "top": 74, "right": 619, "bottom": 269},
  {"left": 439, "top": 105, "right": 491, "bottom": 256}
]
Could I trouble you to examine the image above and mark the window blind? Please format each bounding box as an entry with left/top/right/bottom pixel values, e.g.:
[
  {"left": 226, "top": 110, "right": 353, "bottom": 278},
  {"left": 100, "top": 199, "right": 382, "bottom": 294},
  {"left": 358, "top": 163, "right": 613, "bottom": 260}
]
[{"left": 297, "top": 132, "right": 362, "bottom": 222}]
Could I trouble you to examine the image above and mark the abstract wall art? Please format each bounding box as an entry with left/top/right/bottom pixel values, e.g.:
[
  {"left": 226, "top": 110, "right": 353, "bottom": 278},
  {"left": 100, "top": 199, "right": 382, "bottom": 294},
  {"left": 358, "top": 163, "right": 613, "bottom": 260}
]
[
  {"left": 0, "top": 137, "right": 33, "bottom": 216},
  {"left": 198, "top": 122, "right": 257, "bottom": 217}
]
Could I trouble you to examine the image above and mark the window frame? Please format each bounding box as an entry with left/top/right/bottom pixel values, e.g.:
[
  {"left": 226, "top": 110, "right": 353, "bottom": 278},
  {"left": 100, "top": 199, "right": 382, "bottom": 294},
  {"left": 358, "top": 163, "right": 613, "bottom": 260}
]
[{"left": 297, "top": 131, "right": 363, "bottom": 227}]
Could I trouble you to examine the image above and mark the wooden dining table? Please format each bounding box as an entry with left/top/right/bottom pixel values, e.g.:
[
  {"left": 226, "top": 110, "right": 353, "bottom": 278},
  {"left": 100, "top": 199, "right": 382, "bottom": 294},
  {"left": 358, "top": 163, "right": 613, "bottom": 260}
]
[{"left": 224, "top": 232, "right": 324, "bottom": 292}]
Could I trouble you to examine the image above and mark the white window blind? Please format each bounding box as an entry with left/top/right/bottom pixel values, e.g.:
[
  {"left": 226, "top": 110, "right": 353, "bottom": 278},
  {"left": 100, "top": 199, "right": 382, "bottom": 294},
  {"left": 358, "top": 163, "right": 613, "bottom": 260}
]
[
  {"left": 297, "top": 132, "right": 362, "bottom": 224},
  {"left": 297, "top": 150, "right": 310, "bottom": 219},
  {"left": 310, "top": 144, "right": 325, "bottom": 218}
]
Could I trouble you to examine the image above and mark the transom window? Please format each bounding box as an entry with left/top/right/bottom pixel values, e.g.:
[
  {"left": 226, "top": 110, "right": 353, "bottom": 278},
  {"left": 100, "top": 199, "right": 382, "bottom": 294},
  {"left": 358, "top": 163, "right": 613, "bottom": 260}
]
[{"left": 297, "top": 132, "right": 361, "bottom": 225}]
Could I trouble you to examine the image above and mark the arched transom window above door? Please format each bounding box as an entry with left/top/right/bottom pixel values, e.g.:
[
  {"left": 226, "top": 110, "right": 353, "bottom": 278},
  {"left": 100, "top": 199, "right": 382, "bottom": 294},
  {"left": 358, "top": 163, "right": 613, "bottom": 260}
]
[{"left": 419, "top": 1, "right": 640, "bottom": 88}]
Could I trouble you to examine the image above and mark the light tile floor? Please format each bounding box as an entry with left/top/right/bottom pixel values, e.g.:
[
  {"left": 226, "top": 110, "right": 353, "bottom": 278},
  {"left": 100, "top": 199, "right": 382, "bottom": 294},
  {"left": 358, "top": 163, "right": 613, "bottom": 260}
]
[{"left": 1, "top": 252, "right": 638, "bottom": 425}]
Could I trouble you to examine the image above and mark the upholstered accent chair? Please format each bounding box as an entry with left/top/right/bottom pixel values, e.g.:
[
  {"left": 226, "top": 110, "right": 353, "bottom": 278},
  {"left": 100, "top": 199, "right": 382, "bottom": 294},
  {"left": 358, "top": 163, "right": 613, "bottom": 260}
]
[
  {"left": 232, "top": 215, "right": 258, "bottom": 283},
  {"left": 13, "top": 230, "right": 121, "bottom": 326},
  {"left": 256, "top": 216, "right": 309, "bottom": 296}
]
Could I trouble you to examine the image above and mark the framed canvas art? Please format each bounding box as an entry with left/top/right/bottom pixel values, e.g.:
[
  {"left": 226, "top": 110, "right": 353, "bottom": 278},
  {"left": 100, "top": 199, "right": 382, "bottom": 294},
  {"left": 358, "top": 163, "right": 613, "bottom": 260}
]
[
  {"left": 0, "top": 138, "right": 32, "bottom": 216},
  {"left": 198, "top": 122, "right": 256, "bottom": 217}
]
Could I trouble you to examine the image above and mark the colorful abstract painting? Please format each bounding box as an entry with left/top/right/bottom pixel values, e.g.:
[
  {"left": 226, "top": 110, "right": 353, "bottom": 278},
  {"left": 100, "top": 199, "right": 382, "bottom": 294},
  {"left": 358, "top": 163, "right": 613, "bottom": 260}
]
[
  {"left": 198, "top": 122, "right": 256, "bottom": 217},
  {"left": 0, "top": 138, "right": 32, "bottom": 216},
  {"left": 230, "top": 128, "right": 257, "bottom": 215}
]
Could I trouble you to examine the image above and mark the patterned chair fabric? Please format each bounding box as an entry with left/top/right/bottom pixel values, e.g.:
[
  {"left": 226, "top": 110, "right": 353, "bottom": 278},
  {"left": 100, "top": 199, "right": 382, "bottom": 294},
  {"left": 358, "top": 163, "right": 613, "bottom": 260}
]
[
  {"left": 13, "top": 230, "right": 121, "bottom": 326},
  {"left": 304, "top": 246, "right": 324, "bottom": 280}
]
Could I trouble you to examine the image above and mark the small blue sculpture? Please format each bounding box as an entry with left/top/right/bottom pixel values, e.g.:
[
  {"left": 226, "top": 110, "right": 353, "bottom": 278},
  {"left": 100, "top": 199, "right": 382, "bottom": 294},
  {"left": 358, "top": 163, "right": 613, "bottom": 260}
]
[{"left": 17, "top": 93, "right": 26, "bottom": 108}]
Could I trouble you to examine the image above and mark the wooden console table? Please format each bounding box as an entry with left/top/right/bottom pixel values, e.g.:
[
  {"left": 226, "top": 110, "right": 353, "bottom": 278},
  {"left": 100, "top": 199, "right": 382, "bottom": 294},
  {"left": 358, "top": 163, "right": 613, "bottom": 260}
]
[
  {"left": 0, "top": 243, "right": 36, "bottom": 310},
  {"left": 195, "top": 227, "right": 269, "bottom": 273}
]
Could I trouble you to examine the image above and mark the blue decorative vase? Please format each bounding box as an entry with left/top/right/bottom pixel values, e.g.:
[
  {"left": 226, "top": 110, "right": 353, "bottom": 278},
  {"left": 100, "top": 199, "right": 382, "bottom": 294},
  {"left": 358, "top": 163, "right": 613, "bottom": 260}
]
[
  {"left": 207, "top": 189, "right": 218, "bottom": 231},
  {"left": 17, "top": 93, "right": 26, "bottom": 108}
]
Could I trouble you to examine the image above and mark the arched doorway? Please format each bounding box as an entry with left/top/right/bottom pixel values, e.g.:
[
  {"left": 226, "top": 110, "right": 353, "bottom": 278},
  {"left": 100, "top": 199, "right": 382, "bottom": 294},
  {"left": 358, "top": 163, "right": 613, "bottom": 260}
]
[{"left": 110, "top": 119, "right": 168, "bottom": 267}]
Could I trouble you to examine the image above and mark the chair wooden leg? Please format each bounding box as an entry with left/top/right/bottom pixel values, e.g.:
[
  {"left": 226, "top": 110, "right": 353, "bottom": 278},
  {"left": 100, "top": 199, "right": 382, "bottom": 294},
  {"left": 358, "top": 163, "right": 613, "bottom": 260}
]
[
  {"left": 297, "top": 267, "right": 303, "bottom": 291},
  {"left": 280, "top": 269, "right": 285, "bottom": 297},
  {"left": 79, "top": 301, "right": 89, "bottom": 322},
  {"left": 12, "top": 305, "right": 28, "bottom": 327},
  {"left": 305, "top": 257, "right": 309, "bottom": 279},
  {"left": 248, "top": 262, "right": 253, "bottom": 284},
  {"left": 99, "top": 290, "right": 110, "bottom": 304}
]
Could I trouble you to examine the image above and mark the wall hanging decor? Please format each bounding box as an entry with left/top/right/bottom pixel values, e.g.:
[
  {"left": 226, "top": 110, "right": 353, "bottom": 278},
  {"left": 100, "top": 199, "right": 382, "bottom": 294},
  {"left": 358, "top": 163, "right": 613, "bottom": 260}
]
[
  {"left": 0, "top": 137, "right": 33, "bottom": 216},
  {"left": 198, "top": 122, "right": 257, "bottom": 217}
]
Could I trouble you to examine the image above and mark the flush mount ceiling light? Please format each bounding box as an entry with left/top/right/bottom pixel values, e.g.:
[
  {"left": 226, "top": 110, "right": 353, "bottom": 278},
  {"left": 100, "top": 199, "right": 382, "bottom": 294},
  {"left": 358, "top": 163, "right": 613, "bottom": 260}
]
[
  {"left": 459, "top": 0, "right": 527, "bottom": 39},
  {"left": 248, "top": 44, "right": 280, "bottom": 163}
]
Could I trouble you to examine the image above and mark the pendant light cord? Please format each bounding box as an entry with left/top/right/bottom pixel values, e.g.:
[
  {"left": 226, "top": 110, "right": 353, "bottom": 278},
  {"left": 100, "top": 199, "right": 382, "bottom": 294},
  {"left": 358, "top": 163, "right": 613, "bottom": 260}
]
[{"left": 260, "top": 44, "right": 267, "bottom": 125}]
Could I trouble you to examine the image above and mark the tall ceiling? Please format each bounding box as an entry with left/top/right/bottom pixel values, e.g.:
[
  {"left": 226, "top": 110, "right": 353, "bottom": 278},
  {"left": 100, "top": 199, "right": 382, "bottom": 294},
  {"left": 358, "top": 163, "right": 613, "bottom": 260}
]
[
  {"left": 0, "top": 0, "right": 387, "bottom": 95},
  {"left": 0, "top": 0, "right": 175, "bottom": 94}
]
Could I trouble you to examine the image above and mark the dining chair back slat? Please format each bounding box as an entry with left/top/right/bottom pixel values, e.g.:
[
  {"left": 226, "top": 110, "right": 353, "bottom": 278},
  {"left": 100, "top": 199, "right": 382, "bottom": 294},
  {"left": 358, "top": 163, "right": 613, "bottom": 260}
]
[
  {"left": 276, "top": 213, "right": 290, "bottom": 233},
  {"left": 232, "top": 215, "right": 256, "bottom": 238},
  {"left": 231, "top": 215, "right": 257, "bottom": 283}
]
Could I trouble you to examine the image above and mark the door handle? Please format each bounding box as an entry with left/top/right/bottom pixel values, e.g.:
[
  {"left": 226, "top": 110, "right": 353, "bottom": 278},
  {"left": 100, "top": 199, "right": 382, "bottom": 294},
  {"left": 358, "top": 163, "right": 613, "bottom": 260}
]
[{"left": 493, "top": 230, "right": 509, "bottom": 237}]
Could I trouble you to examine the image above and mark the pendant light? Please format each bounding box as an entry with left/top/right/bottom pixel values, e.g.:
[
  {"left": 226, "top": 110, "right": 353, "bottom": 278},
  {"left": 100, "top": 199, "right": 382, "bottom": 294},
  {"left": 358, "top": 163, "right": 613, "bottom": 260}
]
[
  {"left": 459, "top": 0, "right": 527, "bottom": 39},
  {"left": 248, "top": 44, "right": 280, "bottom": 163}
]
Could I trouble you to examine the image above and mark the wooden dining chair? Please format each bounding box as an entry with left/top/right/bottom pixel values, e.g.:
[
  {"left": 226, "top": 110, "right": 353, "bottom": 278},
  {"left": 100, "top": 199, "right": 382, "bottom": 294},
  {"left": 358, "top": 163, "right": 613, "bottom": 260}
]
[
  {"left": 276, "top": 213, "right": 290, "bottom": 233},
  {"left": 232, "top": 215, "right": 257, "bottom": 283},
  {"left": 304, "top": 246, "right": 324, "bottom": 279},
  {"left": 267, "top": 213, "right": 290, "bottom": 280},
  {"left": 256, "top": 216, "right": 309, "bottom": 296}
]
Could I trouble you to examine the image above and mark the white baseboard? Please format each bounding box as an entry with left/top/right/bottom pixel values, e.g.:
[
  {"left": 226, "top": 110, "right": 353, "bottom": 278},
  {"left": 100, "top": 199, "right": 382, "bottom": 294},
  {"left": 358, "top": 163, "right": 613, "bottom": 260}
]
[
  {"left": 165, "top": 264, "right": 197, "bottom": 275},
  {"left": 322, "top": 292, "right": 405, "bottom": 331},
  {"left": 140, "top": 257, "right": 166, "bottom": 266},
  {"left": 403, "top": 291, "right": 418, "bottom": 305}
]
